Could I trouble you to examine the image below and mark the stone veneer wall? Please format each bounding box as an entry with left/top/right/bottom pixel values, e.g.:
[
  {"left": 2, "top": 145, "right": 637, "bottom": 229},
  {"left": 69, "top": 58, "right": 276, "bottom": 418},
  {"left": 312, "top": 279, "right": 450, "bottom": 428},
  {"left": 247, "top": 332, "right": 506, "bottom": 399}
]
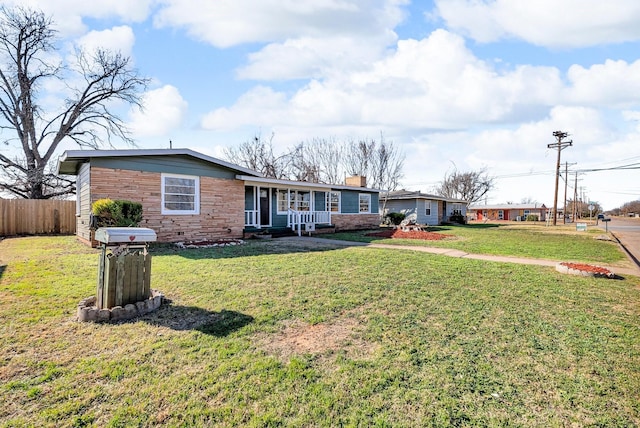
[
  {"left": 331, "top": 213, "right": 380, "bottom": 231},
  {"left": 90, "top": 167, "right": 245, "bottom": 243}
]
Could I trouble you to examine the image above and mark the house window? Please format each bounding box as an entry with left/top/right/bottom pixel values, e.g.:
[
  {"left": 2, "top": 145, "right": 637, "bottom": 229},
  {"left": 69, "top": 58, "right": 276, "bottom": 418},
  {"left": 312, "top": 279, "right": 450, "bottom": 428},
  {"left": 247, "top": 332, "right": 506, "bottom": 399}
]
[
  {"left": 328, "top": 191, "right": 341, "bottom": 212},
  {"left": 451, "top": 203, "right": 463, "bottom": 216},
  {"left": 277, "top": 189, "right": 311, "bottom": 213},
  {"left": 359, "top": 193, "right": 371, "bottom": 213},
  {"left": 498, "top": 210, "right": 504, "bottom": 220},
  {"left": 425, "top": 201, "right": 431, "bottom": 216},
  {"left": 161, "top": 173, "right": 199, "bottom": 215},
  {"left": 296, "top": 191, "right": 311, "bottom": 211},
  {"left": 277, "top": 189, "right": 289, "bottom": 213}
]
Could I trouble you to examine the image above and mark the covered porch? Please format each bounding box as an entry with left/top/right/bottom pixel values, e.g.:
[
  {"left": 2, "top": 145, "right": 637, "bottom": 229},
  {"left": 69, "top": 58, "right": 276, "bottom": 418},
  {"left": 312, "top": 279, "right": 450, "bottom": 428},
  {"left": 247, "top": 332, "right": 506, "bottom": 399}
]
[{"left": 243, "top": 178, "right": 338, "bottom": 236}]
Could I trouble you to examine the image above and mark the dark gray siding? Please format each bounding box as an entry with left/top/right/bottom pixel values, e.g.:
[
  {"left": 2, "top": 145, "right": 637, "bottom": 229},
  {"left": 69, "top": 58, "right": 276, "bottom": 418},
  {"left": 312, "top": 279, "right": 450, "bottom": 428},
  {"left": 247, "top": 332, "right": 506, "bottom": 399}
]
[
  {"left": 340, "top": 190, "right": 379, "bottom": 214},
  {"left": 91, "top": 155, "right": 238, "bottom": 179}
]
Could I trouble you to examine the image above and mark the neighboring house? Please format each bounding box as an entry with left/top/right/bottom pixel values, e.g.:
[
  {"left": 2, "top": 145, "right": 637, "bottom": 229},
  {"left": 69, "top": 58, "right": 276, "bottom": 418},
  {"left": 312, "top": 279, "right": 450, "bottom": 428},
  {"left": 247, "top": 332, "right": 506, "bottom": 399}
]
[
  {"left": 380, "top": 190, "right": 467, "bottom": 225},
  {"left": 467, "top": 203, "right": 548, "bottom": 221},
  {"left": 57, "top": 149, "right": 381, "bottom": 245}
]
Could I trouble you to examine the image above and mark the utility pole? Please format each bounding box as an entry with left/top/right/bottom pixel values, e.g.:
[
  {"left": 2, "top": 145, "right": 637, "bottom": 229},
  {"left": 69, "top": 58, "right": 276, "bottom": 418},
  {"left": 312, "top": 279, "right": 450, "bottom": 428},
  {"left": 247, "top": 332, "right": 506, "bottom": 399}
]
[
  {"left": 548, "top": 131, "right": 573, "bottom": 226},
  {"left": 574, "top": 171, "right": 578, "bottom": 221},
  {"left": 562, "top": 161, "right": 576, "bottom": 224}
]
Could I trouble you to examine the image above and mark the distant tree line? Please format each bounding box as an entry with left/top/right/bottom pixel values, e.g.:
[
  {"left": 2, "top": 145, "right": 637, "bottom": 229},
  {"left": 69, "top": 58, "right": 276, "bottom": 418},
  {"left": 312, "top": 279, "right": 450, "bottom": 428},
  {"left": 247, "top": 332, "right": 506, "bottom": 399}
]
[
  {"left": 608, "top": 200, "right": 640, "bottom": 216},
  {"left": 223, "top": 133, "right": 405, "bottom": 192}
]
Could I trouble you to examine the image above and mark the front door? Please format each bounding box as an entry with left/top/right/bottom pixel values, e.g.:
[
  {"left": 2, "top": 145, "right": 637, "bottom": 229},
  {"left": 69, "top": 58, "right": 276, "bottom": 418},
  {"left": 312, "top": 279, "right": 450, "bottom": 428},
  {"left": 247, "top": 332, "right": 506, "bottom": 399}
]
[{"left": 259, "top": 188, "right": 270, "bottom": 226}]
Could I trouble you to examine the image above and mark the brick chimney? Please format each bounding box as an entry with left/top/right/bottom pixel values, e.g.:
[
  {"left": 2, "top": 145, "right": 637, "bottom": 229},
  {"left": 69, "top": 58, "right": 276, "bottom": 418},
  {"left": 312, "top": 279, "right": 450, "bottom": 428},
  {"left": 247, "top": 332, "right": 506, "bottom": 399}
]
[{"left": 345, "top": 175, "right": 366, "bottom": 187}]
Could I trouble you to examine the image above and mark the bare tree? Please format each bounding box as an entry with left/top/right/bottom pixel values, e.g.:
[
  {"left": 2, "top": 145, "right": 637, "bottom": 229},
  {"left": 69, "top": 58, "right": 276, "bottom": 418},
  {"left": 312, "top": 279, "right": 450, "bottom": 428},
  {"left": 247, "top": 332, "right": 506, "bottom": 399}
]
[
  {"left": 223, "top": 132, "right": 291, "bottom": 179},
  {"left": 621, "top": 200, "right": 640, "bottom": 216},
  {"left": 226, "top": 132, "right": 405, "bottom": 192},
  {"left": 0, "top": 6, "right": 148, "bottom": 199},
  {"left": 434, "top": 168, "right": 494, "bottom": 204},
  {"left": 342, "top": 135, "right": 404, "bottom": 190},
  {"left": 343, "top": 138, "right": 376, "bottom": 177},
  {"left": 520, "top": 197, "right": 538, "bottom": 204},
  {"left": 287, "top": 137, "right": 343, "bottom": 183}
]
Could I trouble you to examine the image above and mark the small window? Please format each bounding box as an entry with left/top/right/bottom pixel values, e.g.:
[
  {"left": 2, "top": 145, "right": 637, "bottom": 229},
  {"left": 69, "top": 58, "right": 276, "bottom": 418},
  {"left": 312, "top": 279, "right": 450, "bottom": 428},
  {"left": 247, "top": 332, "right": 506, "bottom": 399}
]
[
  {"left": 359, "top": 193, "right": 371, "bottom": 213},
  {"left": 297, "top": 191, "right": 311, "bottom": 211},
  {"left": 161, "top": 173, "right": 199, "bottom": 215},
  {"left": 425, "top": 201, "right": 431, "bottom": 216},
  {"left": 277, "top": 189, "right": 288, "bottom": 213},
  {"left": 329, "top": 191, "right": 341, "bottom": 212}
]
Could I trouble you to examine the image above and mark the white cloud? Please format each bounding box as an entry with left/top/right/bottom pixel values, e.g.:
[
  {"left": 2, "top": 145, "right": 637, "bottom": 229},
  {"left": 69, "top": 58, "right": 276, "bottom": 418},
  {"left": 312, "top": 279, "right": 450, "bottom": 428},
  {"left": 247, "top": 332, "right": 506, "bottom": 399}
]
[
  {"left": 76, "top": 26, "right": 135, "bottom": 57},
  {"left": 565, "top": 59, "right": 640, "bottom": 107},
  {"left": 200, "top": 86, "right": 289, "bottom": 131},
  {"left": 2, "top": 0, "right": 153, "bottom": 36},
  {"left": 237, "top": 35, "right": 394, "bottom": 81},
  {"left": 202, "top": 30, "right": 567, "bottom": 132},
  {"left": 153, "top": 0, "right": 406, "bottom": 48},
  {"left": 434, "top": 0, "right": 640, "bottom": 48},
  {"left": 129, "top": 85, "right": 188, "bottom": 138}
]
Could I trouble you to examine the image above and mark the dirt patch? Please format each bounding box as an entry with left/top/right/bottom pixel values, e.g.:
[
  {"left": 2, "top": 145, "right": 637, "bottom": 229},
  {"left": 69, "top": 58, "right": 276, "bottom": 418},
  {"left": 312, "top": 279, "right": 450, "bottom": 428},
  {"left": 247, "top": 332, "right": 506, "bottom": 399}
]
[
  {"left": 366, "top": 229, "right": 451, "bottom": 240},
  {"left": 258, "top": 316, "right": 377, "bottom": 361}
]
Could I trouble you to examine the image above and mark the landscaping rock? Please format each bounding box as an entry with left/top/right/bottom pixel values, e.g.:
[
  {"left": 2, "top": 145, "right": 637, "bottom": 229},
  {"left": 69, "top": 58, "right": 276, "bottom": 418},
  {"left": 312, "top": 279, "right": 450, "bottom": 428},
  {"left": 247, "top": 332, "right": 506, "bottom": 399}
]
[
  {"left": 98, "top": 309, "right": 111, "bottom": 321},
  {"left": 110, "top": 306, "right": 126, "bottom": 321}
]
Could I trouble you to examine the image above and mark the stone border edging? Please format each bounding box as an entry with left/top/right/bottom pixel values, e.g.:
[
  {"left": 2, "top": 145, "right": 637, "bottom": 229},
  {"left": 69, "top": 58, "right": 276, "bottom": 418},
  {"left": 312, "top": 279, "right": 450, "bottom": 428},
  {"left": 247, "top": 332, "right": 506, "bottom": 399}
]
[
  {"left": 77, "top": 289, "right": 164, "bottom": 322},
  {"left": 555, "top": 262, "right": 615, "bottom": 278}
]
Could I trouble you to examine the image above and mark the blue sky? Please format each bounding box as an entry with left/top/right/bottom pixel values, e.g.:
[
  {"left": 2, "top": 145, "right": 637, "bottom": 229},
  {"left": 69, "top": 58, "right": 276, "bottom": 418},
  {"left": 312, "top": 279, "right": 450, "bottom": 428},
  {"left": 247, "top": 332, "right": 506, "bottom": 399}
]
[{"left": 4, "top": 0, "right": 640, "bottom": 210}]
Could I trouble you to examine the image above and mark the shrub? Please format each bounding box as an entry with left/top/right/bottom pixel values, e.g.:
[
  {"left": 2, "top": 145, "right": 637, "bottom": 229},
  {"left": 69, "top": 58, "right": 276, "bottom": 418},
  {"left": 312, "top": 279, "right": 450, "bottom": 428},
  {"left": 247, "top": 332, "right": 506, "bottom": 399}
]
[
  {"left": 449, "top": 214, "right": 467, "bottom": 224},
  {"left": 385, "top": 212, "right": 406, "bottom": 225},
  {"left": 91, "top": 198, "right": 143, "bottom": 228},
  {"left": 525, "top": 214, "right": 540, "bottom": 222}
]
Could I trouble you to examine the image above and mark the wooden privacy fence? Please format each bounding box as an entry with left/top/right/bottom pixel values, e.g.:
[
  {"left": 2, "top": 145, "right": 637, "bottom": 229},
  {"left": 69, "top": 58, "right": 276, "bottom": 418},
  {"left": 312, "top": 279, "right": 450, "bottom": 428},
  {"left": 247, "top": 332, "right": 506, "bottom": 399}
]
[{"left": 0, "top": 199, "right": 76, "bottom": 236}]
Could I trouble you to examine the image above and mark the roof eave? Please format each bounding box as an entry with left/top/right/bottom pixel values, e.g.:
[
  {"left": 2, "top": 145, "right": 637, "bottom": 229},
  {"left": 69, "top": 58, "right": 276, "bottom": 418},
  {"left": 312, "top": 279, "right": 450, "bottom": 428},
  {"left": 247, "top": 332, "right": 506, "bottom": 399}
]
[{"left": 56, "top": 149, "right": 262, "bottom": 177}]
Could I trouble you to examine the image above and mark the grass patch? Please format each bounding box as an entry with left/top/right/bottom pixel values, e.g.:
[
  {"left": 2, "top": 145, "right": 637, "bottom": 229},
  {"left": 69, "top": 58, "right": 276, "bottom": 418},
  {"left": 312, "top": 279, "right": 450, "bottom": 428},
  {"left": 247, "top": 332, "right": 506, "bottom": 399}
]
[
  {"left": 327, "top": 222, "right": 628, "bottom": 266},
  {"left": 1, "top": 236, "right": 639, "bottom": 426}
]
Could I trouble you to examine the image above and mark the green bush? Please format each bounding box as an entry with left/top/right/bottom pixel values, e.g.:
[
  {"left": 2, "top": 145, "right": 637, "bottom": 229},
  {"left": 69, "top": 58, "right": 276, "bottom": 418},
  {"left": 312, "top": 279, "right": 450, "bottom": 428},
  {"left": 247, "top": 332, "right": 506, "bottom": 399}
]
[
  {"left": 449, "top": 214, "right": 467, "bottom": 224},
  {"left": 385, "top": 212, "right": 406, "bottom": 225},
  {"left": 91, "top": 198, "right": 143, "bottom": 228},
  {"left": 525, "top": 214, "right": 540, "bottom": 222}
]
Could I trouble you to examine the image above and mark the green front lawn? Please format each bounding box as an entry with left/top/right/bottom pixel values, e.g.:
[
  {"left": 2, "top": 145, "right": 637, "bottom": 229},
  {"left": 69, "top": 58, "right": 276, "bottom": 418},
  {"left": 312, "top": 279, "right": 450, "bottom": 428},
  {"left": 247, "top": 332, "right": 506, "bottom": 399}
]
[
  {"left": 1, "top": 236, "right": 639, "bottom": 427},
  {"left": 327, "top": 222, "right": 628, "bottom": 266}
]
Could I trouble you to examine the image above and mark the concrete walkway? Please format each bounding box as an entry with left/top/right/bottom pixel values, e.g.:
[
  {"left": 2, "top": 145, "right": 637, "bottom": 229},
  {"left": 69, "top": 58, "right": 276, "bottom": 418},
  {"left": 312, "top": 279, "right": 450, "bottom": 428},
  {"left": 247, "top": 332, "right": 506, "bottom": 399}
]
[{"left": 283, "top": 236, "right": 640, "bottom": 278}]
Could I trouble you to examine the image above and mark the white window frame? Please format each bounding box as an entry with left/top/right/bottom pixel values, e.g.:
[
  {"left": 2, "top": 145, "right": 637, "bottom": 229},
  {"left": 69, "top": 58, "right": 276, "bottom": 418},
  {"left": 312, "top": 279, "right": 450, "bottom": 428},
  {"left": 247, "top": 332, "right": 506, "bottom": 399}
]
[
  {"left": 359, "top": 193, "right": 371, "bottom": 213},
  {"left": 276, "top": 189, "right": 289, "bottom": 214},
  {"left": 296, "top": 190, "right": 311, "bottom": 212},
  {"left": 161, "top": 173, "right": 200, "bottom": 215},
  {"left": 328, "top": 191, "right": 341, "bottom": 213},
  {"left": 276, "top": 189, "right": 313, "bottom": 213},
  {"left": 425, "top": 201, "right": 431, "bottom": 216}
]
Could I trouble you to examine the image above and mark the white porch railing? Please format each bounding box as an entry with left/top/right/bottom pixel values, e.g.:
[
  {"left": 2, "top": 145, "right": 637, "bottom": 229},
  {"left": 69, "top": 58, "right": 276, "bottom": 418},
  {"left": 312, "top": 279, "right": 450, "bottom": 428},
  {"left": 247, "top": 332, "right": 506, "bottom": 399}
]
[
  {"left": 244, "top": 210, "right": 259, "bottom": 227},
  {"left": 288, "top": 209, "right": 331, "bottom": 236}
]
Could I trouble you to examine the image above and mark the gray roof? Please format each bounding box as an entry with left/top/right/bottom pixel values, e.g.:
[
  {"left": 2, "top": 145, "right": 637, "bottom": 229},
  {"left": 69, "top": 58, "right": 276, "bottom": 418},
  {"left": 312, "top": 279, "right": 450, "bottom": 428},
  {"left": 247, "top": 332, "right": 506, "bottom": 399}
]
[
  {"left": 57, "top": 149, "right": 261, "bottom": 177},
  {"left": 238, "top": 175, "right": 380, "bottom": 193},
  {"left": 383, "top": 190, "right": 466, "bottom": 203},
  {"left": 468, "top": 203, "right": 548, "bottom": 210}
]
